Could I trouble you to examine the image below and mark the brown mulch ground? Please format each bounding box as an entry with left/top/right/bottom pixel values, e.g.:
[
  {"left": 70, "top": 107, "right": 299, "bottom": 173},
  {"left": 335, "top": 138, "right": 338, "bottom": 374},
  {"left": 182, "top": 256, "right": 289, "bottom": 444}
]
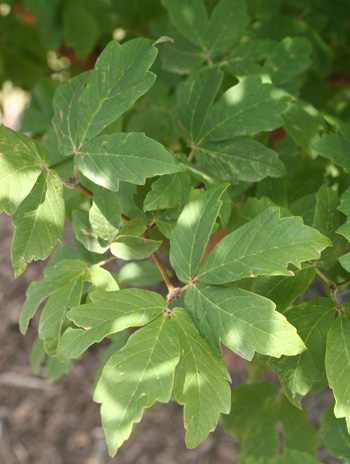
[{"left": 0, "top": 212, "right": 342, "bottom": 464}]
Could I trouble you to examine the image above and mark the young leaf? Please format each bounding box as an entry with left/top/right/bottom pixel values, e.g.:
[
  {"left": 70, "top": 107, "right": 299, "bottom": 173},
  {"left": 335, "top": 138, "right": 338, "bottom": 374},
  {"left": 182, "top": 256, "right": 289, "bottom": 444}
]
[
  {"left": 76, "top": 133, "right": 183, "bottom": 191},
  {"left": 326, "top": 310, "right": 350, "bottom": 426},
  {"left": 268, "top": 298, "right": 335, "bottom": 407},
  {"left": 93, "top": 315, "right": 179, "bottom": 456},
  {"left": 72, "top": 210, "right": 109, "bottom": 254},
  {"left": 207, "top": 0, "right": 250, "bottom": 55},
  {"left": 143, "top": 171, "right": 191, "bottom": 211},
  {"left": 19, "top": 259, "right": 88, "bottom": 334},
  {"left": 162, "top": 0, "right": 208, "bottom": 49},
  {"left": 173, "top": 308, "right": 231, "bottom": 448},
  {"left": 0, "top": 124, "right": 48, "bottom": 214},
  {"left": 264, "top": 37, "right": 312, "bottom": 85},
  {"left": 321, "top": 403, "right": 350, "bottom": 461},
  {"left": 313, "top": 134, "right": 350, "bottom": 172},
  {"left": 195, "top": 138, "right": 285, "bottom": 183},
  {"left": 57, "top": 289, "right": 164, "bottom": 361},
  {"left": 39, "top": 276, "right": 84, "bottom": 355},
  {"left": 110, "top": 236, "right": 162, "bottom": 260},
  {"left": 176, "top": 66, "right": 223, "bottom": 144},
  {"left": 170, "top": 184, "right": 228, "bottom": 283},
  {"left": 199, "top": 76, "right": 290, "bottom": 142},
  {"left": 89, "top": 186, "right": 122, "bottom": 243},
  {"left": 11, "top": 170, "right": 65, "bottom": 277},
  {"left": 185, "top": 284, "right": 305, "bottom": 359},
  {"left": 198, "top": 207, "right": 331, "bottom": 284}
]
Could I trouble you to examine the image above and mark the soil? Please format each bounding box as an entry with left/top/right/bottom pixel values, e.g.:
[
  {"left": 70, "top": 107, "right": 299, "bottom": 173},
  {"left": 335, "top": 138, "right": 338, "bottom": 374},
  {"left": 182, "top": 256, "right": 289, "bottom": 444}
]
[{"left": 0, "top": 212, "right": 343, "bottom": 464}]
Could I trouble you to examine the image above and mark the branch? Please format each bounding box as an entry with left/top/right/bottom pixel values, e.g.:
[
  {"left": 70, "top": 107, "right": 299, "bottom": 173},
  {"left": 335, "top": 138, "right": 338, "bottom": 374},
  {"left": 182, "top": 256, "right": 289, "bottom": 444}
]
[{"left": 151, "top": 251, "right": 174, "bottom": 293}]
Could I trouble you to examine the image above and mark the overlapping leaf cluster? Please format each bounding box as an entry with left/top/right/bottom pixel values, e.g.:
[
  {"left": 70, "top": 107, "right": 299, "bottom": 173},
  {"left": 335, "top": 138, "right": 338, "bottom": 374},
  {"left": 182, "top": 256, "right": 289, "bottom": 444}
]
[{"left": 2, "top": 0, "right": 350, "bottom": 461}]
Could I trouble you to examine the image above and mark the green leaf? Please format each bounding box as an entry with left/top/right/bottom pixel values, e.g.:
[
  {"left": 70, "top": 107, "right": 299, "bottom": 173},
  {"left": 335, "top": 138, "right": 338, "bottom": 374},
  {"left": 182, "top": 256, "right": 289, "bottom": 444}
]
[
  {"left": 173, "top": 308, "right": 231, "bottom": 448},
  {"left": 119, "top": 261, "right": 172, "bottom": 286},
  {"left": 94, "top": 315, "right": 179, "bottom": 455},
  {"left": 0, "top": 124, "right": 48, "bottom": 214},
  {"left": 312, "top": 185, "right": 340, "bottom": 269},
  {"left": 39, "top": 276, "right": 83, "bottom": 355},
  {"left": 52, "top": 39, "right": 158, "bottom": 155},
  {"left": 162, "top": 0, "right": 208, "bottom": 48},
  {"left": 275, "top": 450, "right": 323, "bottom": 464},
  {"left": 176, "top": 66, "right": 223, "bottom": 144},
  {"left": 118, "top": 217, "right": 148, "bottom": 237},
  {"left": 143, "top": 172, "right": 191, "bottom": 211},
  {"left": 19, "top": 259, "right": 88, "bottom": 334},
  {"left": 326, "top": 311, "right": 350, "bottom": 425},
  {"left": 110, "top": 236, "right": 162, "bottom": 260},
  {"left": 321, "top": 403, "right": 350, "bottom": 461},
  {"left": 239, "top": 266, "right": 316, "bottom": 314},
  {"left": 89, "top": 186, "right": 122, "bottom": 243},
  {"left": 76, "top": 38, "right": 158, "bottom": 148},
  {"left": 63, "top": 0, "right": 100, "bottom": 58},
  {"left": 11, "top": 170, "right": 65, "bottom": 277},
  {"left": 185, "top": 284, "right": 305, "bottom": 359},
  {"left": 207, "top": 0, "right": 250, "bottom": 55},
  {"left": 72, "top": 210, "right": 109, "bottom": 254},
  {"left": 57, "top": 289, "right": 164, "bottom": 361},
  {"left": 76, "top": 133, "right": 183, "bottom": 191},
  {"left": 282, "top": 100, "right": 324, "bottom": 152},
  {"left": 269, "top": 298, "right": 335, "bottom": 407},
  {"left": 87, "top": 264, "right": 119, "bottom": 295},
  {"left": 199, "top": 76, "right": 290, "bottom": 142},
  {"left": 46, "top": 356, "right": 71, "bottom": 382},
  {"left": 313, "top": 134, "right": 350, "bottom": 172},
  {"left": 170, "top": 184, "right": 228, "bottom": 283},
  {"left": 52, "top": 72, "right": 91, "bottom": 156},
  {"left": 279, "top": 396, "right": 320, "bottom": 455},
  {"left": 223, "top": 383, "right": 320, "bottom": 463},
  {"left": 198, "top": 207, "right": 331, "bottom": 284},
  {"left": 264, "top": 37, "right": 312, "bottom": 85},
  {"left": 29, "top": 337, "right": 46, "bottom": 375},
  {"left": 195, "top": 138, "right": 285, "bottom": 183},
  {"left": 338, "top": 186, "right": 350, "bottom": 217}
]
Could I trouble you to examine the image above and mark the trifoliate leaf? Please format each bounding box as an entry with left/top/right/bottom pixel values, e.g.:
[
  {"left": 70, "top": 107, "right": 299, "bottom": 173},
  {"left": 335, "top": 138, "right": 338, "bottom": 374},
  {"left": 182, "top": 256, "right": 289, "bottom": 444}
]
[
  {"left": 195, "top": 138, "right": 285, "bottom": 183},
  {"left": 89, "top": 186, "right": 122, "bottom": 243},
  {"left": 185, "top": 284, "right": 305, "bottom": 359},
  {"left": 57, "top": 289, "right": 164, "bottom": 361},
  {"left": 0, "top": 124, "right": 48, "bottom": 214},
  {"left": 94, "top": 315, "right": 179, "bottom": 455},
  {"left": 170, "top": 184, "right": 228, "bottom": 283},
  {"left": 110, "top": 236, "right": 162, "bottom": 260},
  {"left": 76, "top": 133, "right": 183, "bottom": 191},
  {"left": 11, "top": 170, "right": 65, "bottom": 277},
  {"left": 87, "top": 264, "right": 119, "bottom": 295},
  {"left": 119, "top": 261, "right": 172, "bottom": 286},
  {"left": 173, "top": 308, "right": 231, "bottom": 448},
  {"left": 269, "top": 298, "right": 335, "bottom": 407},
  {"left": 199, "top": 76, "right": 290, "bottom": 142},
  {"left": 198, "top": 207, "right": 331, "bottom": 284}
]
